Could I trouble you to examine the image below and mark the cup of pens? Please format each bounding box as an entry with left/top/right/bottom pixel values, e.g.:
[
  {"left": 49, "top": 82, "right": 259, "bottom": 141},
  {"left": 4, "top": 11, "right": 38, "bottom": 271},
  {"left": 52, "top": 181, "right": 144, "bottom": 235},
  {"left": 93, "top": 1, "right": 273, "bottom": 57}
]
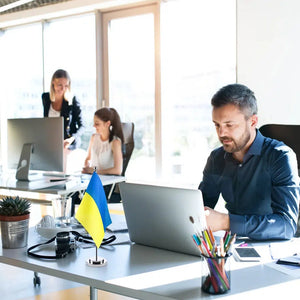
[
  {"left": 201, "top": 253, "right": 231, "bottom": 294},
  {"left": 190, "top": 221, "right": 235, "bottom": 295}
]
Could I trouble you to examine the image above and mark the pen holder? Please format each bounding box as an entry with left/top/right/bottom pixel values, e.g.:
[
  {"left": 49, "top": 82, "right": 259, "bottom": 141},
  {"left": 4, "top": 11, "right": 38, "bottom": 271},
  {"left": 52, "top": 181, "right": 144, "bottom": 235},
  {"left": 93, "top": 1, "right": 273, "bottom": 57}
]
[{"left": 201, "top": 254, "right": 231, "bottom": 295}]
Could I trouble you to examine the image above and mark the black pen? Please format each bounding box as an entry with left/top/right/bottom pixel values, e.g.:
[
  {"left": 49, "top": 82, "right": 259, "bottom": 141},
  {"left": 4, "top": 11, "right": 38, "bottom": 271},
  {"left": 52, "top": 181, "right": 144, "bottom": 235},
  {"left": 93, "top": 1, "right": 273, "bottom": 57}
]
[{"left": 276, "top": 259, "right": 300, "bottom": 267}]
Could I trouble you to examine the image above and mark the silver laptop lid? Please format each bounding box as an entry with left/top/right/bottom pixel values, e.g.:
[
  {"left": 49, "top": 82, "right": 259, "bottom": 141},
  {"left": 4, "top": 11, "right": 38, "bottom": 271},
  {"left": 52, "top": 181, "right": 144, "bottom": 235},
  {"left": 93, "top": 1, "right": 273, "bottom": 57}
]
[{"left": 119, "top": 182, "right": 206, "bottom": 256}]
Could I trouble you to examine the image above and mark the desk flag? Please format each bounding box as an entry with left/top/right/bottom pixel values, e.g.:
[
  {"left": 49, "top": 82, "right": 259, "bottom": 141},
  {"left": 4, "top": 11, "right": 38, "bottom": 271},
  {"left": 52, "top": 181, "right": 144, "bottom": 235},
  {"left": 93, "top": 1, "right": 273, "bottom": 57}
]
[{"left": 75, "top": 172, "right": 112, "bottom": 248}]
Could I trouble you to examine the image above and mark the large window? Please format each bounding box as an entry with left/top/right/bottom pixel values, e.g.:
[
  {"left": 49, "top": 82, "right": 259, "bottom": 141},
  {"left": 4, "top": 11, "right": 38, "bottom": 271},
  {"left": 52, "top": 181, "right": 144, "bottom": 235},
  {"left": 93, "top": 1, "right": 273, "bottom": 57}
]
[
  {"left": 43, "top": 14, "right": 96, "bottom": 150},
  {"left": 160, "top": 0, "right": 236, "bottom": 187},
  {"left": 103, "top": 5, "right": 157, "bottom": 182},
  {"left": 0, "top": 1, "right": 236, "bottom": 185},
  {"left": 103, "top": 0, "right": 236, "bottom": 187},
  {"left": 0, "top": 14, "right": 96, "bottom": 170},
  {"left": 0, "top": 23, "right": 43, "bottom": 119}
]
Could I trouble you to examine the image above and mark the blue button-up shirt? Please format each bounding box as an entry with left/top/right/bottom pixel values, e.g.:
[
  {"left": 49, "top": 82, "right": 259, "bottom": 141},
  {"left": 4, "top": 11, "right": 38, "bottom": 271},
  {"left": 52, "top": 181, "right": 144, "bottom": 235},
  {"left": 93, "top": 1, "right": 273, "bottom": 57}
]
[{"left": 199, "top": 130, "right": 300, "bottom": 240}]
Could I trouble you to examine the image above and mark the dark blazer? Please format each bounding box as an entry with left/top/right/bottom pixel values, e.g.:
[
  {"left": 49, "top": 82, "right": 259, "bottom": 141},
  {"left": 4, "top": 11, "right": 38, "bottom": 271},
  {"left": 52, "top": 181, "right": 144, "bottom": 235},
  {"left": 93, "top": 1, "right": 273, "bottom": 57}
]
[{"left": 42, "top": 92, "right": 83, "bottom": 149}]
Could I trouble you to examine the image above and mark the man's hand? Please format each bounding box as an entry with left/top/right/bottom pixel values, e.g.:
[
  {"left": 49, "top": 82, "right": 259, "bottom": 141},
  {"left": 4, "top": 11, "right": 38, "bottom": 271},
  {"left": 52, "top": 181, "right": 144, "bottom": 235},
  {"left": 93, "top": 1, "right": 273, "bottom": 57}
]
[{"left": 204, "top": 206, "right": 230, "bottom": 232}]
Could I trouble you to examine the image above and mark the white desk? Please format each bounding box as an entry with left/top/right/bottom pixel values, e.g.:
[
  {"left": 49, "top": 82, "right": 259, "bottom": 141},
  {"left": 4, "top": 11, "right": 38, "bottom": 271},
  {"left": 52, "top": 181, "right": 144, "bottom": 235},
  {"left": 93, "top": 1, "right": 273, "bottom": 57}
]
[
  {"left": 0, "top": 173, "right": 125, "bottom": 204},
  {"left": 1, "top": 227, "right": 300, "bottom": 300}
]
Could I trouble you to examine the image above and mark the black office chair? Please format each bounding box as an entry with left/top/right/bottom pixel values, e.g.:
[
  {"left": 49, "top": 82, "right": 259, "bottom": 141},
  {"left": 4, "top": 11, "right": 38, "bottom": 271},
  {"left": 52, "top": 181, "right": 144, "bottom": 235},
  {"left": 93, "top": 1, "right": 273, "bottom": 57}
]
[
  {"left": 259, "top": 124, "right": 300, "bottom": 173},
  {"left": 107, "top": 122, "right": 135, "bottom": 202},
  {"left": 121, "top": 122, "right": 135, "bottom": 176},
  {"left": 259, "top": 123, "right": 300, "bottom": 236}
]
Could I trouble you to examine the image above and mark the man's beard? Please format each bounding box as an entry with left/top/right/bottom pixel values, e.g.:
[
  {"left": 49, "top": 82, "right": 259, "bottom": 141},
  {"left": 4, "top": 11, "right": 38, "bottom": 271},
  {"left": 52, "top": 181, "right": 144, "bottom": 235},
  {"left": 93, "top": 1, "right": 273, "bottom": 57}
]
[{"left": 220, "top": 131, "right": 251, "bottom": 153}]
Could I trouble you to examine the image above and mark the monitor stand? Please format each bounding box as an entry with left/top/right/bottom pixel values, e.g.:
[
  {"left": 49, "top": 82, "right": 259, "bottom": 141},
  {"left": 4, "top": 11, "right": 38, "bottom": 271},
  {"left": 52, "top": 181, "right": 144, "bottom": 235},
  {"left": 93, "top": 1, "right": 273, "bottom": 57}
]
[{"left": 15, "top": 143, "right": 38, "bottom": 181}]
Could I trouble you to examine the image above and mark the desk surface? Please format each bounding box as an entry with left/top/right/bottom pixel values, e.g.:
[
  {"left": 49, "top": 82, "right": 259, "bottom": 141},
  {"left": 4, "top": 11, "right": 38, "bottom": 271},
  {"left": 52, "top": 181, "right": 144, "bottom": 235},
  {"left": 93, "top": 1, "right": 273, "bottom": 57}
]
[
  {"left": 0, "top": 173, "right": 125, "bottom": 203},
  {"left": 1, "top": 227, "right": 300, "bottom": 300}
]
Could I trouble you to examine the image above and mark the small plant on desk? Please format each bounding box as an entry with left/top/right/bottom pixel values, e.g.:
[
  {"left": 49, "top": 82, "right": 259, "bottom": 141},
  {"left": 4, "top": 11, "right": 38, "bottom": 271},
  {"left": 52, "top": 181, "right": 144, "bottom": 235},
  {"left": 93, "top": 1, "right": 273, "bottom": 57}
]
[
  {"left": 0, "top": 196, "right": 31, "bottom": 216},
  {"left": 0, "top": 196, "right": 31, "bottom": 249}
]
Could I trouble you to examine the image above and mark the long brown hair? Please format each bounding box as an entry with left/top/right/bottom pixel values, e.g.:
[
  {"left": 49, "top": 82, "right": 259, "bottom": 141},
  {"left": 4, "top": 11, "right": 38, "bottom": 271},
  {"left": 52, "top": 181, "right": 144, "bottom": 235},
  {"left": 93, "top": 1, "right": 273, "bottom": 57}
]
[{"left": 94, "top": 107, "right": 124, "bottom": 143}]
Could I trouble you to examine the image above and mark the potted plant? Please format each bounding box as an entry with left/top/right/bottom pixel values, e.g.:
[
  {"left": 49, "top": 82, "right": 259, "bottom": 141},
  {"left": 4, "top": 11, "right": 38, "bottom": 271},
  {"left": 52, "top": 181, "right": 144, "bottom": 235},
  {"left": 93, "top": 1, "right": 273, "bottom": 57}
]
[{"left": 0, "top": 196, "right": 31, "bottom": 248}]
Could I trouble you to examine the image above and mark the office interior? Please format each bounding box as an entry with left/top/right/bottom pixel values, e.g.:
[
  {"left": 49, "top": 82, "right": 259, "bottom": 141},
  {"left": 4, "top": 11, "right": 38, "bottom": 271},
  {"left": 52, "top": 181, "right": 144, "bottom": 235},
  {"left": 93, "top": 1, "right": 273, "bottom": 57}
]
[{"left": 0, "top": 0, "right": 300, "bottom": 299}]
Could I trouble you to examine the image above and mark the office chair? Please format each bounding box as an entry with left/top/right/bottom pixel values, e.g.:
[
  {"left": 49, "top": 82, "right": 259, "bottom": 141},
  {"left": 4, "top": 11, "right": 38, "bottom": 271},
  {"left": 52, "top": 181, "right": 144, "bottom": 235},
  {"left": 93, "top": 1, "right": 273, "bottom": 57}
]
[
  {"left": 259, "top": 123, "right": 300, "bottom": 236},
  {"left": 107, "top": 122, "right": 135, "bottom": 202},
  {"left": 259, "top": 124, "right": 300, "bottom": 173},
  {"left": 121, "top": 122, "right": 135, "bottom": 176}
]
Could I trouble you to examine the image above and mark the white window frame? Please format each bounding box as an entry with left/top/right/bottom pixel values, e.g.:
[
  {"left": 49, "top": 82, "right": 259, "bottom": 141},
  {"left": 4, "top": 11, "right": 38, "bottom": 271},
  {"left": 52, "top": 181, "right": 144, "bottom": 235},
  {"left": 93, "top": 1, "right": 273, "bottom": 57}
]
[{"left": 101, "top": 3, "right": 162, "bottom": 177}]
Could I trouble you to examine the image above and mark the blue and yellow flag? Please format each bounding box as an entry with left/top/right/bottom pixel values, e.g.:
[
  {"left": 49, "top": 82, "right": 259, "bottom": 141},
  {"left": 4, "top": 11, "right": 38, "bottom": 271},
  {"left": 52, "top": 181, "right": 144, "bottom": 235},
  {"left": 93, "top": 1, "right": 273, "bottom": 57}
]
[{"left": 75, "top": 172, "right": 112, "bottom": 248}]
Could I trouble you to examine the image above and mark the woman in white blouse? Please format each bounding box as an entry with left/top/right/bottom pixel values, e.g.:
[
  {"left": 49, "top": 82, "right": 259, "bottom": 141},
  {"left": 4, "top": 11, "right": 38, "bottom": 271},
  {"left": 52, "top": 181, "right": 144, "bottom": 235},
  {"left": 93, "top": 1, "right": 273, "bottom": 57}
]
[{"left": 82, "top": 107, "right": 124, "bottom": 175}]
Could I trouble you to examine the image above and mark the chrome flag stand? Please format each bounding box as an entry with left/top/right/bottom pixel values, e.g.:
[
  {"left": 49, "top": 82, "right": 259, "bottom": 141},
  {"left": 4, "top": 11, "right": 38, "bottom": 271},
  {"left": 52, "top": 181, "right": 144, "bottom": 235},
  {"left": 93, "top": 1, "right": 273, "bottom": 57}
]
[{"left": 86, "top": 245, "right": 107, "bottom": 266}]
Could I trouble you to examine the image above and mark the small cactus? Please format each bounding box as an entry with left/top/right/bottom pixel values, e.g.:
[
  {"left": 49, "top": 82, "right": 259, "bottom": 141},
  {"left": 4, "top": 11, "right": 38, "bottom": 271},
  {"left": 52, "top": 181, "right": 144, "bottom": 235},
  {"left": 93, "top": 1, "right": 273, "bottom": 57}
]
[{"left": 0, "top": 196, "right": 31, "bottom": 216}]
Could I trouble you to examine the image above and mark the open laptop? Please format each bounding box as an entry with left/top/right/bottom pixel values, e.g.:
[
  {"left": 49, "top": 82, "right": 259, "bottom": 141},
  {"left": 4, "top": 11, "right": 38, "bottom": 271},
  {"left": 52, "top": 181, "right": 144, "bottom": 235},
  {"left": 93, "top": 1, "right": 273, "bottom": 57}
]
[{"left": 119, "top": 182, "right": 206, "bottom": 256}]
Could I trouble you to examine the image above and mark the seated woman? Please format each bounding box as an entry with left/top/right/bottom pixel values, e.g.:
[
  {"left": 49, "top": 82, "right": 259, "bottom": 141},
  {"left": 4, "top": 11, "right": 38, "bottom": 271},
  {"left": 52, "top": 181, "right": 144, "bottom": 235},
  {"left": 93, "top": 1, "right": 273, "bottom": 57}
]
[{"left": 82, "top": 107, "right": 124, "bottom": 176}]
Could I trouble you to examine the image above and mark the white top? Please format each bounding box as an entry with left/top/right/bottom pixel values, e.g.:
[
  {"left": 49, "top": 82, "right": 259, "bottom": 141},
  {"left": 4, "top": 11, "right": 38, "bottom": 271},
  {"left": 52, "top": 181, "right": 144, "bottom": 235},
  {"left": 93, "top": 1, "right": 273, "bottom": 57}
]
[
  {"left": 90, "top": 134, "right": 120, "bottom": 171},
  {"left": 48, "top": 104, "right": 61, "bottom": 117}
]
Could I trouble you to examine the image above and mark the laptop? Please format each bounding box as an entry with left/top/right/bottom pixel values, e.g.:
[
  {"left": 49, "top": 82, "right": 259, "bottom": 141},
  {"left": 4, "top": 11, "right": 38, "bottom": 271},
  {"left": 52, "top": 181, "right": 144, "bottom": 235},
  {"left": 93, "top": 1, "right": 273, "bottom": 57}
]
[{"left": 119, "top": 182, "right": 206, "bottom": 256}]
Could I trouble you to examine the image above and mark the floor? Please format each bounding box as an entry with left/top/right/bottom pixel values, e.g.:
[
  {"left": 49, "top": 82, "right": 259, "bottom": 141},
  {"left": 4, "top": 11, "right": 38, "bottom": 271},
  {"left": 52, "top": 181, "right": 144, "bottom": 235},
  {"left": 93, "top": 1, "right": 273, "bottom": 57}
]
[
  {"left": 0, "top": 203, "right": 135, "bottom": 300},
  {"left": 0, "top": 264, "right": 134, "bottom": 300}
]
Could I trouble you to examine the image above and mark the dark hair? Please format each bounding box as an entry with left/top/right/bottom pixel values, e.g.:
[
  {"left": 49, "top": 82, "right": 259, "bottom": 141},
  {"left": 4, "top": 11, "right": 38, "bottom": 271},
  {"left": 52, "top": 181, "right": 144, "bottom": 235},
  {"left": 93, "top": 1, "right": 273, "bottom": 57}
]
[
  {"left": 211, "top": 84, "right": 258, "bottom": 118},
  {"left": 94, "top": 107, "right": 124, "bottom": 143}
]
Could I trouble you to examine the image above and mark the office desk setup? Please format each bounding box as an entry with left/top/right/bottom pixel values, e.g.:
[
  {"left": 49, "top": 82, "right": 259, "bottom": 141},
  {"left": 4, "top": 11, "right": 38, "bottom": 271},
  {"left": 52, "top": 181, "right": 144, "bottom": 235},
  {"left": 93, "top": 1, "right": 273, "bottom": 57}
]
[
  {"left": 1, "top": 221, "right": 300, "bottom": 300},
  {"left": 1, "top": 174, "right": 300, "bottom": 299}
]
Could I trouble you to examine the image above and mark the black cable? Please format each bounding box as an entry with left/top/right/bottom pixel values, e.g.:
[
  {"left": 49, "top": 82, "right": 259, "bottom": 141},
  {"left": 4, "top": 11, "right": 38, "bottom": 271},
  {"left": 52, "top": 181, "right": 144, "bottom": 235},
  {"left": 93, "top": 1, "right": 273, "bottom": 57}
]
[{"left": 27, "top": 231, "right": 116, "bottom": 259}]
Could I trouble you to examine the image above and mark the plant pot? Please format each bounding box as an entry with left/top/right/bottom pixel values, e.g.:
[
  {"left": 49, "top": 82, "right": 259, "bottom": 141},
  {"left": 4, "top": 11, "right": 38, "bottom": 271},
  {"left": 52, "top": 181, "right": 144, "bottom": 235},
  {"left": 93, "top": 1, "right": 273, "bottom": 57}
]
[{"left": 0, "top": 213, "right": 30, "bottom": 248}]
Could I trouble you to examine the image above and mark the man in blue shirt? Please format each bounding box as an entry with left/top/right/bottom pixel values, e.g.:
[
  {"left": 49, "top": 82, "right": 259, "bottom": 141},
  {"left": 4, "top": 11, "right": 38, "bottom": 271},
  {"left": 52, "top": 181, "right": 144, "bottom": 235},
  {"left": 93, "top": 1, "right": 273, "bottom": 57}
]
[{"left": 199, "top": 84, "right": 299, "bottom": 240}]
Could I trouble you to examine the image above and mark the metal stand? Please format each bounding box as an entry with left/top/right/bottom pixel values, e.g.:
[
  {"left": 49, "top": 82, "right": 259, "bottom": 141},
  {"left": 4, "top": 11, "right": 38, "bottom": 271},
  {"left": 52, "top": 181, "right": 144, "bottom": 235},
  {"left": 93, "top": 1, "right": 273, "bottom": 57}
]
[{"left": 86, "top": 245, "right": 107, "bottom": 267}]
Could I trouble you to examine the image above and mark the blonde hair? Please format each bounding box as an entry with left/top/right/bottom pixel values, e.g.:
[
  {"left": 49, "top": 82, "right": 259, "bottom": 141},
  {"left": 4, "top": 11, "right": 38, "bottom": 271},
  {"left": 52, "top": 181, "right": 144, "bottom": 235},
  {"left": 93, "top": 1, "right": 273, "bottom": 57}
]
[{"left": 50, "top": 69, "right": 72, "bottom": 102}]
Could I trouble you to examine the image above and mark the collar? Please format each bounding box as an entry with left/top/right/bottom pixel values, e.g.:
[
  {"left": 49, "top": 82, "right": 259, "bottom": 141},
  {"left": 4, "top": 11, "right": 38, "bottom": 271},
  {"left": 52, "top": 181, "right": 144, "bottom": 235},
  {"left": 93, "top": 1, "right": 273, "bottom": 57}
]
[{"left": 224, "top": 129, "right": 264, "bottom": 163}]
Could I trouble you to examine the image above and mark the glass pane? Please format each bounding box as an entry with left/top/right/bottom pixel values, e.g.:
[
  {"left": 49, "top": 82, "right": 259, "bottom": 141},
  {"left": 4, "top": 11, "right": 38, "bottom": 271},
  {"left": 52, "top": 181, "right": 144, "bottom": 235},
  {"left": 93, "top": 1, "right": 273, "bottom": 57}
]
[
  {"left": 0, "top": 23, "right": 43, "bottom": 119},
  {"left": 108, "top": 14, "right": 155, "bottom": 181},
  {"left": 0, "top": 23, "right": 43, "bottom": 167},
  {"left": 161, "top": 0, "right": 236, "bottom": 187},
  {"left": 43, "top": 14, "right": 96, "bottom": 151}
]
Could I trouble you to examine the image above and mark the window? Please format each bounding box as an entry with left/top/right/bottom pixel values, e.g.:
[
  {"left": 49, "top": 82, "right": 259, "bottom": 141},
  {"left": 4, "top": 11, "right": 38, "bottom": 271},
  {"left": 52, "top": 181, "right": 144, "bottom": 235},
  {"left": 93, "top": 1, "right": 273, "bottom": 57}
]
[
  {"left": 0, "top": 1, "right": 236, "bottom": 184},
  {"left": 160, "top": 0, "right": 236, "bottom": 187},
  {"left": 0, "top": 14, "right": 97, "bottom": 170},
  {"left": 103, "top": 0, "right": 236, "bottom": 187},
  {"left": 0, "top": 23, "right": 43, "bottom": 119},
  {"left": 43, "top": 14, "right": 96, "bottom": 150},
  {"left": 103, "top": 5, "right": 157, "bottom": 182}
]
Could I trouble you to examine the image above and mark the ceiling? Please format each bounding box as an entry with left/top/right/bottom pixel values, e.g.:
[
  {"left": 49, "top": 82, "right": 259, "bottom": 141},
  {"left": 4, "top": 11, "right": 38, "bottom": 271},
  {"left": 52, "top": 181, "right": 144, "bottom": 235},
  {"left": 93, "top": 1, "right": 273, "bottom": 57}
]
[{"left": 0, "top": 0, "right": 72, "bottom": 15}]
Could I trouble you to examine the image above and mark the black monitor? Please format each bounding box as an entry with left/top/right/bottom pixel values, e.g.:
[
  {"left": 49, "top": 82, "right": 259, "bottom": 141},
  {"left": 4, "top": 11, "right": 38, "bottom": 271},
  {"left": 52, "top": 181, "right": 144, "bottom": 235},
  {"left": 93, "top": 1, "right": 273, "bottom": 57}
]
[{"left": 7, "top": 117, "right": 64, "bottom": 181}]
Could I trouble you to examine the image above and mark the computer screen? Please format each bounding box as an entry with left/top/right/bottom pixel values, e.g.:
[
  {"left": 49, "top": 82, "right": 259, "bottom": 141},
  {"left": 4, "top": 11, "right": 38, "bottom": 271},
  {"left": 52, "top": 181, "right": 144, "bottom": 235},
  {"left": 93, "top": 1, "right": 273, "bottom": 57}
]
[{"left": 7, "top": 117, "right": 64, "bottom": 181}]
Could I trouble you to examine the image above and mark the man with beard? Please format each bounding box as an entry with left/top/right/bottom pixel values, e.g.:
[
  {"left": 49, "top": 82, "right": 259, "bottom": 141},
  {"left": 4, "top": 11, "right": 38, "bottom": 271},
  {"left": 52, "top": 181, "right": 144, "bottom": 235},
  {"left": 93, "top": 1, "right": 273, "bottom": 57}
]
[{"left": 198, "top": 84, "right": 299, "bottom": 240}]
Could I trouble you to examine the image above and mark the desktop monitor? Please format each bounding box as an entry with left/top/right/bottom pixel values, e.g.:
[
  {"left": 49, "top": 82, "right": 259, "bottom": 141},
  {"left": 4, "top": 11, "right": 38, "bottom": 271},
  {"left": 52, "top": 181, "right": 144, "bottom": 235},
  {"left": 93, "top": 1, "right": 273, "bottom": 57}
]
[{"left": 7, "top": 117, "right": 64, "bottom": 181}]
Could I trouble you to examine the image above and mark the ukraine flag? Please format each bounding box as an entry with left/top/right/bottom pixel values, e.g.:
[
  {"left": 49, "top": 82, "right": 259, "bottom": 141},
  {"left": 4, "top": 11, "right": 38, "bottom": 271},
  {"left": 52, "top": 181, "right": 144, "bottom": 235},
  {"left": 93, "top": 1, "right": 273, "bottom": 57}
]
[{"left": 75, "top": 172, "right": 112, "bottom": 248}]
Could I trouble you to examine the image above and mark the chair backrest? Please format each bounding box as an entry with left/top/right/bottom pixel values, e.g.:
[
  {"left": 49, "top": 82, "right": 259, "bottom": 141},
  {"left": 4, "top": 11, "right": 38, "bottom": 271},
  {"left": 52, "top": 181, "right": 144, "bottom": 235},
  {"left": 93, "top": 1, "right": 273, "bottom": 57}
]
[
  {"left": 121, "top": 122, "right": 135, "bottom": 176},
  {"left": 259, "top": 124, "right": 300, "bottom": 172}
]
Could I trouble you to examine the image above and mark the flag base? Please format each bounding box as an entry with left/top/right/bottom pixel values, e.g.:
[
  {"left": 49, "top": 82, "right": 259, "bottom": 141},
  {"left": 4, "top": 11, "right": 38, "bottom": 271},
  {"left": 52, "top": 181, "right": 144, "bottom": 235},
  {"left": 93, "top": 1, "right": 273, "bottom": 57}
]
[{"left": 86, "top": 257, "right": 107, "bottom": 267}]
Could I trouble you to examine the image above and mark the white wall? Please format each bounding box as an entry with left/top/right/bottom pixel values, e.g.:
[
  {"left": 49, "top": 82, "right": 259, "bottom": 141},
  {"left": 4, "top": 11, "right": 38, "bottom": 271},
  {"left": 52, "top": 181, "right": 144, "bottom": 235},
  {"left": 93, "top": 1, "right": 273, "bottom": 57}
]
[{"left": 237, "top": 0, "right": 300, "bottom": 126}]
